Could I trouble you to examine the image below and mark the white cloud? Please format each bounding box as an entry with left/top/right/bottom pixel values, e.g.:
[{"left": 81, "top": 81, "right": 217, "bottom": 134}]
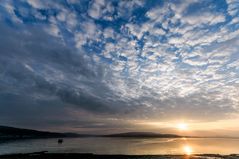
[
  {"left": 88, "top": 0, "right": 105, "bottom": 19},
  {"left": 88, "top": 0, "right": 114, "bottom": 21},
  {"left": 0, "top": 1, "right": 22, "bottom": 23},
  {"left": 26, "top": 0, "right": 46, "bottom": 9},
  {"left": 103, "top": 27, "right": 115, "bottom": 39},
  {"left": 75, "top": 20, "right": 102, "bottom": 49},
  {"left": 45, "top": 24, "right": 61, "bottom": 37},
  {"left": 57, "top": 11, "right": 67, "bottom": 22},
  {"left": 230, "top": 16, "right": 239, "bottom": 25},
  {"left": 227, "top": 59, "right": 239, "bottom": 69},
  {"left": 226, "top": 0, "right": 239, "bottom": 16},
  {"left": 183, "top": 12, "right": 225, "bottom": 26}
]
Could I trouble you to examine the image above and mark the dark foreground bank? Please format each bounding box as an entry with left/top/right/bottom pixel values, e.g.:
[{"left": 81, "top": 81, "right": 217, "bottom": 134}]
[{"left": 0, "top": 152, "right": 239, "bottom": 159}]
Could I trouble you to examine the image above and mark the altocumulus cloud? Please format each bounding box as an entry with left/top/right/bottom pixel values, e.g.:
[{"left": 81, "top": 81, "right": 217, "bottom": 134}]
[{"left": 0, "top": 0, "right": 239, "bottom": 130}]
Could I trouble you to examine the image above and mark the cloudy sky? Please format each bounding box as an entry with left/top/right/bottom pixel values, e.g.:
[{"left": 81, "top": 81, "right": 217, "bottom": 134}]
[{"left": 0, "top": 0, "right": 239, "bottom": 135}]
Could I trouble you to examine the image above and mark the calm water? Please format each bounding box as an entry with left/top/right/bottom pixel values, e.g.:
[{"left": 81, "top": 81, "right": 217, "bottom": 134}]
[{"left": 0, "top": 137, "right": 239, "bottom": 155}]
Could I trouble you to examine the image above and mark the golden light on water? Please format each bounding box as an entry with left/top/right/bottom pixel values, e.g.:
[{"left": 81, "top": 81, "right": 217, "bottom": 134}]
[{"left": 183, "top": 145, "right": 193, "bottom": 155}]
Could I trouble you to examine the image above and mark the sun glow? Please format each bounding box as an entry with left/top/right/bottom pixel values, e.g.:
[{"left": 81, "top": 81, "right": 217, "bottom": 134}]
[
  {"left": 183, "top": 145, "right": 193, "bottom": 155},
  {"left": 177, "top": 123, "right": 188, "bottom": 131}
]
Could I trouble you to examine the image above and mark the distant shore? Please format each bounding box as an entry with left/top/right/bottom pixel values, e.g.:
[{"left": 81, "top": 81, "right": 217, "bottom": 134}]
[{"left": 0, "top": 152, "right": 239, "bottom": 159}]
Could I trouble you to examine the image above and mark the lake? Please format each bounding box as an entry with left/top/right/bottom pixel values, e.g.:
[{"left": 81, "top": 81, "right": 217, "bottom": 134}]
[{"left": 0, "top": 137, "right": 239, "bottom": 155}]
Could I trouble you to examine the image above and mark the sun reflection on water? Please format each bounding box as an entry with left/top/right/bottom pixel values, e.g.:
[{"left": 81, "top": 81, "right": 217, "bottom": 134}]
[{"left": 183, "top": 145, "right": 193, "bottom": 155}]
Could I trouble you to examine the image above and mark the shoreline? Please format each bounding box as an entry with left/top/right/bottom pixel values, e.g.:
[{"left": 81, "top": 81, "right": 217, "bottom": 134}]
[{"left": 0, "top": 152, "right": 239, "bottom": 159}]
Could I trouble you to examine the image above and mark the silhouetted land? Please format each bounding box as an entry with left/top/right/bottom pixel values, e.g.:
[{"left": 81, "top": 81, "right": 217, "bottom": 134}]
[
  {"left": 0, "top": 126, "right": 86, "bottom": 142},
  {"left": 1, "top": 125, "right": 237, "bottom": 143},
  {"left": 0, "top": 125, "right": 185, "bottom": 142},
  {"left": 0, "top": 152, "right": 239, "bottom": 159}
]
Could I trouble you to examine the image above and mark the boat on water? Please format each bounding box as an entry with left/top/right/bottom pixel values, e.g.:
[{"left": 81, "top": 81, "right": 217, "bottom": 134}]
[{"left": 58, "top": 139, "right": 63, "bottom": 144}]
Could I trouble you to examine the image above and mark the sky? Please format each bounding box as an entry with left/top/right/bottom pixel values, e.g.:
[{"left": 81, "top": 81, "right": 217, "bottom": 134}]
[{"left": 0, "top": 0, "right": 239, "bottom": 136}]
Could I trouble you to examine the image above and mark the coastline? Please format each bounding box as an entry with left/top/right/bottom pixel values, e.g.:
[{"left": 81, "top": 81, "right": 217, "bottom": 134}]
[{"left": 0, "top": 152, "right": 239, "bottom": 159}]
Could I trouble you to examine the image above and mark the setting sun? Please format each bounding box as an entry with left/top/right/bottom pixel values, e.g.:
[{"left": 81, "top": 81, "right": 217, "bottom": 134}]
[{"left": 177, "top": 123, "right": 188, "bottom": 131}]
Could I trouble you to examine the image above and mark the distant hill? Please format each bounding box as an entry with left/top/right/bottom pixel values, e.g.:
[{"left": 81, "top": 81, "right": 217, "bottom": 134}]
[
  {"left": 0, "top": 126, "right": 183, "bottom": 142},
  {"left": 0, "top": 125, "right": 81, "bottom": 141},
  {"left": 104, "top": 132, "right": 181, "bottom": 138}
]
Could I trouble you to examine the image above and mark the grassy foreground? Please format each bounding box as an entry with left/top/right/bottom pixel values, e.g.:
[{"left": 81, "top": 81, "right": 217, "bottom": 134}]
[{"left": 0, "top": 152, "right": 239, "bottom": 159}]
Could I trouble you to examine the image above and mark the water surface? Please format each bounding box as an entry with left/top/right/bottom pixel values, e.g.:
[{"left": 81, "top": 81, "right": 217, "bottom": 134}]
[{"left": 0, "top": 137, "right": 239, "bottom": 155}]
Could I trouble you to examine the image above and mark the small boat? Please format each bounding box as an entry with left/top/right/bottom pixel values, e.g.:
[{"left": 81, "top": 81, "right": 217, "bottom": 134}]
[{"left": 58, "top": 139, "right": 63, "bottom": 144}]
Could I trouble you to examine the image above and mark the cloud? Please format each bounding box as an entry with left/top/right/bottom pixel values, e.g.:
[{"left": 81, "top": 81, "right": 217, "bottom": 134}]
[
  {"left": 226, "top": 0, "right": 239, "bottom": 16},
  {"left": 88, "top": 0, "right": 115, "bottom": 21},
  {"left": 183, "top": 12, "right": 225, "bottom": 25},
  {"left": 0, "top": 23, "right": 114, "bottom": 125},
  {"left": 88, "top": 0, "right": 105, "bottom": 19},
  {"left": 0, "top": 0, "right": 239, "bottom": 131},
  {"left": 26, "top": 0, "right": 45, "bottom": 9}
]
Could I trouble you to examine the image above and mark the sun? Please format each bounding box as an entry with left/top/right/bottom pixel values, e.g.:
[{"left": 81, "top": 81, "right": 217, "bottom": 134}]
[{"left": 177, "top": 123, "right": 188, "bottom": 131}]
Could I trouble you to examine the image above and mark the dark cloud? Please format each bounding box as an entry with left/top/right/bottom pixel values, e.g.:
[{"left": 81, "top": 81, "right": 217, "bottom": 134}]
[{"left": 0, "top": 23, "right": 112, "bottom": 125}]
